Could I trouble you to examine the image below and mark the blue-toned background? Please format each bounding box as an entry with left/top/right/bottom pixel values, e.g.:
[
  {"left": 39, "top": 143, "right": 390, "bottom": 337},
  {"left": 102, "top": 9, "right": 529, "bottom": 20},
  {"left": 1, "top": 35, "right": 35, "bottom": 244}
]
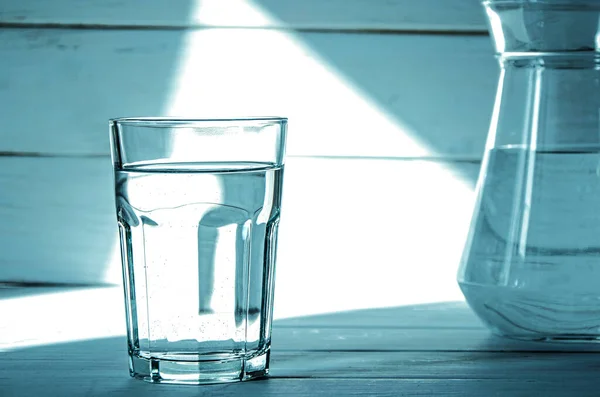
[{"left": 0, "top": 0, "right": 494, "bottom": 319}]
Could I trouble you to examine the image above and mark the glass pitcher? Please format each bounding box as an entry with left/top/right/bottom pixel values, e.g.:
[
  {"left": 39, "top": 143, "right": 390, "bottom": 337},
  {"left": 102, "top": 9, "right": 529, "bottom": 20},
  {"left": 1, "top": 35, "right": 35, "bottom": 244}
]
[{"left": 458, "top": 0, "right": 600, "bottom": 341}]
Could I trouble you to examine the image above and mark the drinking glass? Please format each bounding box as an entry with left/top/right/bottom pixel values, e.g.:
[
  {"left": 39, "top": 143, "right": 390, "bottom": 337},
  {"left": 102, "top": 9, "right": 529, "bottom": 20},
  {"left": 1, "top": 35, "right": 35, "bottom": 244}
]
[{"left": 109, "top": 117, "right": 287, "bottom": 383}]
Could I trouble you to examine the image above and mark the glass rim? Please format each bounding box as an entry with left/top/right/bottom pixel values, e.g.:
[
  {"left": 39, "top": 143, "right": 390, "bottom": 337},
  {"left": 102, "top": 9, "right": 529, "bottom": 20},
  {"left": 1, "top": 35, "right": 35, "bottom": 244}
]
[{"left": 110, "top": 116, "right": 288, "bottom": 127}]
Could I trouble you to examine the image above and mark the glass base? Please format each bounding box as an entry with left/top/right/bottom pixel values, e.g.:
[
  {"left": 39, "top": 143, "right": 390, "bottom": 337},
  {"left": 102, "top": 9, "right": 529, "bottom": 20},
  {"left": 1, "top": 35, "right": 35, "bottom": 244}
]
[
  {"left": 490, "top": 330, "right": 600, "bottom": 344},
  {"left": 459, "top": 281, "right": 600, "bottom": 343},
  {"left": 128, "top": 350, "right": 270, "bottom": 384}
]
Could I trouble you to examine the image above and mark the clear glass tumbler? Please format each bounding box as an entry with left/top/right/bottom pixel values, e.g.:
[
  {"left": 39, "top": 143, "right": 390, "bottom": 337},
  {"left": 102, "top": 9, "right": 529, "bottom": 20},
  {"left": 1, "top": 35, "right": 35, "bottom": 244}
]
[{"left": 109, "top": 117, "right": 287, "bottom": 384}]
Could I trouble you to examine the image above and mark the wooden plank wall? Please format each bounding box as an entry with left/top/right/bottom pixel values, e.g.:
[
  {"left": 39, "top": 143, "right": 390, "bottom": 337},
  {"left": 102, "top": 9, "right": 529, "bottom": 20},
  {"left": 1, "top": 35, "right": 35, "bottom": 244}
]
[{"left": 0, "top": 0, "right": 496, "bottom": 314}]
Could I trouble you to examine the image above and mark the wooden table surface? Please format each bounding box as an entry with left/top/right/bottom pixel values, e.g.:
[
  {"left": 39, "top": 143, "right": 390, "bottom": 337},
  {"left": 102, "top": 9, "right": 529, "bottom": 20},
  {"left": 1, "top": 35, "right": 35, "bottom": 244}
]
[{"left": 2, "top": 286, "right": 600, "bottom": 396}]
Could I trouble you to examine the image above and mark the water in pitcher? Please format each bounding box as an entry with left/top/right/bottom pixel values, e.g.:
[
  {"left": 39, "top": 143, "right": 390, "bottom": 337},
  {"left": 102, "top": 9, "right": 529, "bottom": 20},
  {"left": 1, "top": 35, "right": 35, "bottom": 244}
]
[
  {"left": 458, "top": 145, "right": 600, "bottom": 339},
  {"left": 115, "top": 162, "right": 283, "bottom": 360}
]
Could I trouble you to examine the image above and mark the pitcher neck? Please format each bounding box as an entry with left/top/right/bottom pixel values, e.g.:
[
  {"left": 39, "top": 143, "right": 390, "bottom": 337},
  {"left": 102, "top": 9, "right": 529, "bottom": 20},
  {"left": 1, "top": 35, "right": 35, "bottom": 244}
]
[{"left": 483, "top": 0, "right": 600, "bottom": 55}]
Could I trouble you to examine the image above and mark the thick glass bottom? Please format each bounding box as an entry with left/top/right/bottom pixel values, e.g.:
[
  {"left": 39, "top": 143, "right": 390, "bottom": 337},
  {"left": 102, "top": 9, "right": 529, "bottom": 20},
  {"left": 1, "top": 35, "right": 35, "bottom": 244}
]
[
  {"left": 128, "top": 349, "right": 270, "bottom": 384},
  {"left": 495, "top": 332, "right": 600, "bottom": 343},
  {"left": 460, "top": 281, "right": 600, "bottom": 343}
]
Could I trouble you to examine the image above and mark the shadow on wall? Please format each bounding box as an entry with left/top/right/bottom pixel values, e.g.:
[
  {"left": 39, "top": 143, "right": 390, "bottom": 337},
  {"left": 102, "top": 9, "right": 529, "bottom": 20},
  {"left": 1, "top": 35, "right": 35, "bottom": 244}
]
[
  {"left": 1, "top": 1, "right": 494, "bottom": 286},
  {"left": 253, "top": 0, "right": 498, "bottom": 165},
  {"left": 0, "top": 2, "right": 197, "bottom": 284}
]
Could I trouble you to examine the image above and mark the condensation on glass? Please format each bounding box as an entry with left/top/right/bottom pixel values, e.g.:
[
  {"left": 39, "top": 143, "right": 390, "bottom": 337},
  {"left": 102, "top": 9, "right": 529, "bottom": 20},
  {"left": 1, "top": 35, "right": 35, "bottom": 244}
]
[{"left": 109, "top": 117, "right": 287, "bottom": 384}]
